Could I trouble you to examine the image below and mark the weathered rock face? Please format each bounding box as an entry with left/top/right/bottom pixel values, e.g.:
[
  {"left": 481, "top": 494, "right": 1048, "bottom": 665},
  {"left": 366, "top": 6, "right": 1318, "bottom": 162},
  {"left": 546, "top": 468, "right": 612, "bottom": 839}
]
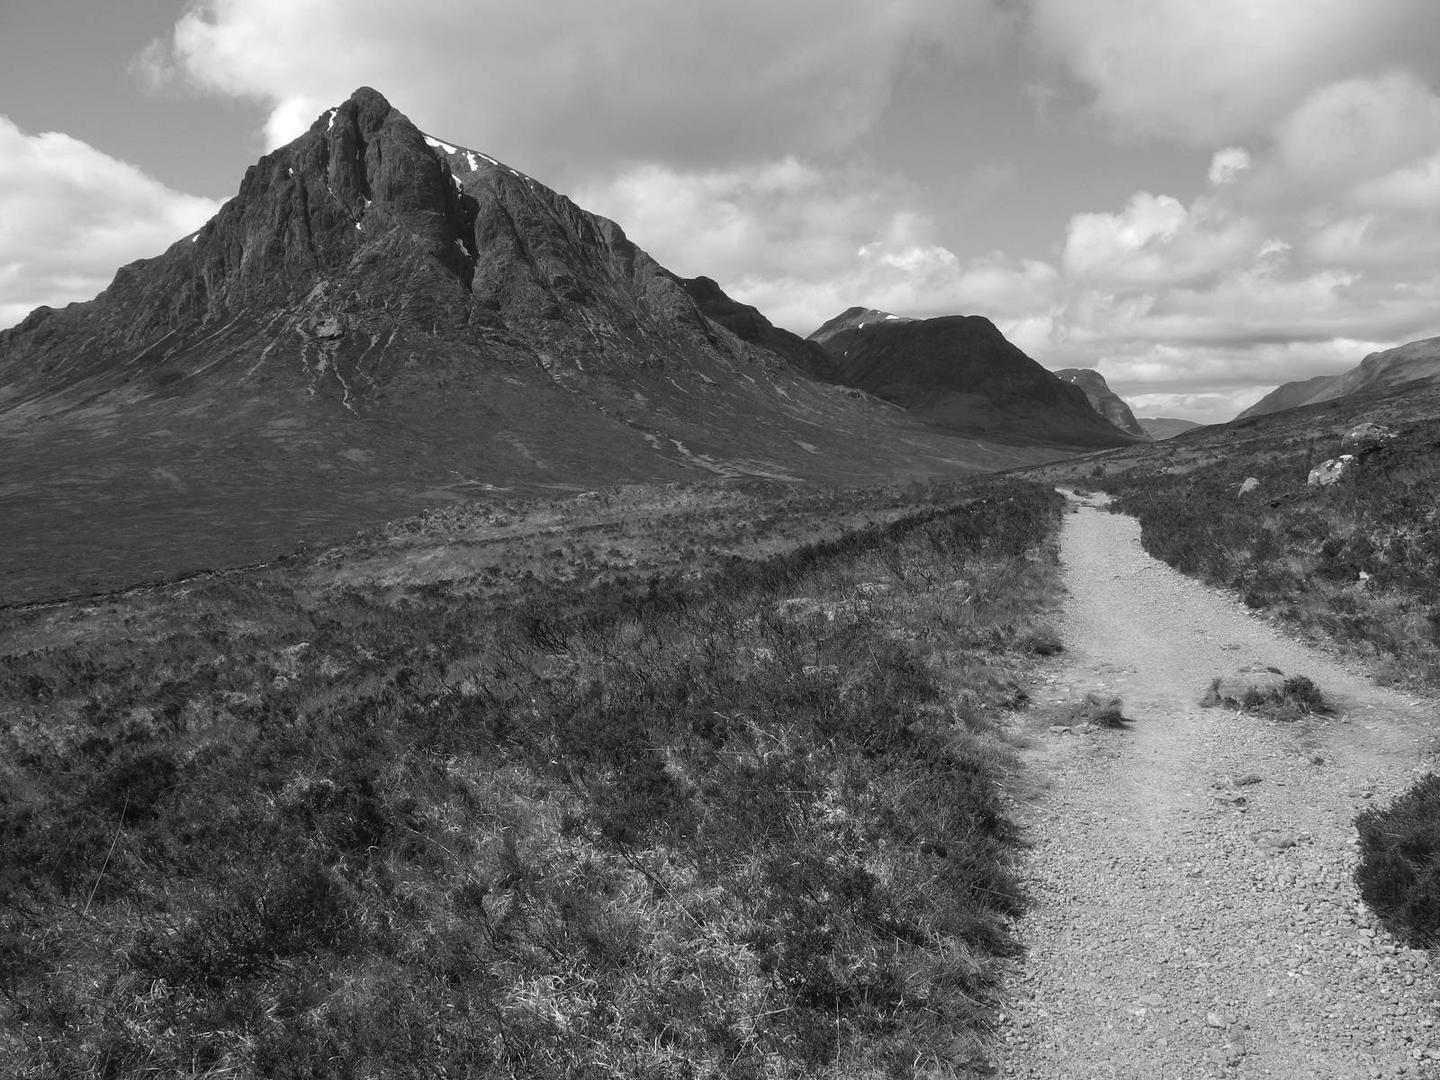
[
  {"left": 0, "top": 87, "right": 789, "bottom": 413},
  {"left": 679, "top": 276, "right": 838, "bottom": 380},
  {"left": 806, "top": 314, "right": 1137, "bottom": 448},
  {"left": 1340, "top": 422, "right": 1397, "bottom": 455},
  {"left": 1308, "top": 456, "right": 1354, "bottom": 487},
  {"left": 1054, "top": 368, "right": 1149, "bottom": 439},
  {"left": 808, "top": 306, "right": 915, "bottom": 346}
]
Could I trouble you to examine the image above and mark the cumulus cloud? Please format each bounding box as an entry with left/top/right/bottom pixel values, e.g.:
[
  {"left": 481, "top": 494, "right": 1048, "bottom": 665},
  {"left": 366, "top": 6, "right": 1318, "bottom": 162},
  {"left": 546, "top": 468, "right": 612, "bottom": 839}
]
[
  {"left": 1062, "top": 192, "right": 1260, "bottom": 288},
  {"left": 1207, "top": 148, "right": 1251, "bottom": 186},
  {"left": 578, "top": 159, "right": 1058, "bottom": 333},
  {"left": 1026, "top": 0, "right": 1435, "bottom": 144},
  {"left": 0, "top": 117, "right": 219, "bottom": 329},
  {"left": 148, "top": 0, "right": 1006, "bottom": 179},
  {"left": 1274, "top": 71, "right": 1440, "bottom": 192}
]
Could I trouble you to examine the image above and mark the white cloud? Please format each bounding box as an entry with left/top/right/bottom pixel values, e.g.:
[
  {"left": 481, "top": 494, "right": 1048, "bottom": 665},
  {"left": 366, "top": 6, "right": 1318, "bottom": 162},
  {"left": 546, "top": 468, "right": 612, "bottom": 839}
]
[
  {"left": 0, "top": 117, "right": 219, "bottom": 329},
  {"left": 1063, "top": 192, "right": 1259, "bottom": 288},
  {"left": 1207, "top": 148, "right": 1251, "bottom": 186},
  {"left": 1273, "top": 71, "right": 1440, "bottom": 192},
  {"left": 578, "top": 159, "right": 1059, "bottom": 333},
  {"left": 150, "top": 0, "right": 1006, "bottom": 178},
  {"left": 1352, "top": 150, "right": 1440, "bottom": 211},
  {"left": 1026, "top": 0, "right": 1434, "bottom": 144}
]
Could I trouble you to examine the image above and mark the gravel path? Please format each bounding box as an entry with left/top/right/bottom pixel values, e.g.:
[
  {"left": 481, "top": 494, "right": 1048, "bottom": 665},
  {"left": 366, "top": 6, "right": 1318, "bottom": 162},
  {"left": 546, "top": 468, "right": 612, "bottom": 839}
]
[{"left": 996, "top": 492, "right": 1440, "bottom": 1079}]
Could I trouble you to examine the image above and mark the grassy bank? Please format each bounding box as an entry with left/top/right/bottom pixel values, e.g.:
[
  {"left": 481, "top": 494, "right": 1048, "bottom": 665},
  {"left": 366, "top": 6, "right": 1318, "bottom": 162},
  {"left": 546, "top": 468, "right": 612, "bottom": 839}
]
[{"left": 1, "top": 477, "right": 1062, "bottom": 1078}]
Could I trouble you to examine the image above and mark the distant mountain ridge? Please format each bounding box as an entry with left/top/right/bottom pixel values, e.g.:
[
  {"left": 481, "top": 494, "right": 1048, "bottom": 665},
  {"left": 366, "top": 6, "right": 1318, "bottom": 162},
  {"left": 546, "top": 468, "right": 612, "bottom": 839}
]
[
  {"left": 1238, "top": 336, "right": 1440, "bottom": 419},
  {"left": 1053, "top": 368, "right": 1148, "bottom": 439},
  {"left": 1138, "top": 417, "right": 1202, "bottom": 440},
  {"left": 804, "top": 311, "right": 1137, "bottom": 448}
]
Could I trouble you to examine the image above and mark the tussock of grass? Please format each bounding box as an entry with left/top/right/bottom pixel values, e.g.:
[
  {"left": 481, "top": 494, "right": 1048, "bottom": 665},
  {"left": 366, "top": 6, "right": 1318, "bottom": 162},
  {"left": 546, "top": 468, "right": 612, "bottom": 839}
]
[
  {"left": 1066, "top": 692, "right": 1128, "bottom": 728},
  {"left": 1356, "top": 774, "right": 1440, "bottom": 947},
  {"left": 1201, "top": 672, "right": 1328, "bottom": 721},
  {"left": 0, "top": 477, "right": 1063, "bottom": 1078}
]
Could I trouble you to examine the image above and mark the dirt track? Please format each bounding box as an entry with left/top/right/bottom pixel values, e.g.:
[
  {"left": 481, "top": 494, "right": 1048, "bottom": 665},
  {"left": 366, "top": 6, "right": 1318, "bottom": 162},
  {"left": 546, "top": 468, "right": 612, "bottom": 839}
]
[{"left": 997, "top": 491, "right": 1440, "bottom": 1079}]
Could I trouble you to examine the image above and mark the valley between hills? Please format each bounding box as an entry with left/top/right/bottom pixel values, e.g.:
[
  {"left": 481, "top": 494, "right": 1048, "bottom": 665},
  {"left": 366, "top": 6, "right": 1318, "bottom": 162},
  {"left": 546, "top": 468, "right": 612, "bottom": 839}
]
[{"left": 4, "top": 87, "right": 1440, "bottom": 1078}]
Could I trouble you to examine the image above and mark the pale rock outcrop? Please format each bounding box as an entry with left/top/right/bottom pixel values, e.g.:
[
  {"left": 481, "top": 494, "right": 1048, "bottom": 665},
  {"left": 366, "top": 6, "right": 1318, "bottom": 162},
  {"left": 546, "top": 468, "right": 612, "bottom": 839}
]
[{"left": 1308, "top": 456, "right": 1353, "bottom": 487}]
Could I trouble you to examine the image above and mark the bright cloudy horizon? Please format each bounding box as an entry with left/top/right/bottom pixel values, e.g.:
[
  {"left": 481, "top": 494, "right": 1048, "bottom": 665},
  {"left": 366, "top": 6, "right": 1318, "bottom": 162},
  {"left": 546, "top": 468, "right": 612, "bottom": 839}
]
[{"left": 3, "top": 0, "right": 1439, "bottom": 423}]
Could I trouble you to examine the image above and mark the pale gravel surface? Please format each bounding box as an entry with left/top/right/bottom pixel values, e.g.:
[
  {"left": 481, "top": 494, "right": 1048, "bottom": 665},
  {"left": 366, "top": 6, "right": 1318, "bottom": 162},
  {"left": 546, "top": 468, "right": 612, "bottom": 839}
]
[{"left": 995, "top": 492, "right": 1440, "bottom": 1079}]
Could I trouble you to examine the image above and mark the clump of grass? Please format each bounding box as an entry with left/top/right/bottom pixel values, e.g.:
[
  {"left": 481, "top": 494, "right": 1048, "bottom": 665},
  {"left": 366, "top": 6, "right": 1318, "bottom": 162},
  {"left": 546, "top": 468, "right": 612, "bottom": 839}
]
[
  {"left": 1201, "top": 671, "right": 1328, "bottom": 721},
  {"left": 1067, "top": 692, "right": 1128, "bottom": 728},
  {"left": 1355, "top": 773, "right": 1440, "bottom": 947}
]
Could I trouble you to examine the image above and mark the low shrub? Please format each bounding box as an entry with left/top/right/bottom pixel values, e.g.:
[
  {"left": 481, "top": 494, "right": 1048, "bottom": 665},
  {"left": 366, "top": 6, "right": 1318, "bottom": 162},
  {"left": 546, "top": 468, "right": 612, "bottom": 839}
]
[
  {"left": 1355, "top": 774, "right": 1440, "bottom": 946},
  {"left": 1066, "top": 692, "right": 1127, "bottom": 728},
  {"left": 1201, "top": 671, "right": 1328, "bottom": 721}
]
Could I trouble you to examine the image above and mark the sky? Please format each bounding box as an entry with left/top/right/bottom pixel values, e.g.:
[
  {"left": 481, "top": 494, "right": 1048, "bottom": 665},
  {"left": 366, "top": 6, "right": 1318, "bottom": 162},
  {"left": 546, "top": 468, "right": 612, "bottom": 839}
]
[{"left": 3, "top": 1, "right": 1439, "bottom": 422}]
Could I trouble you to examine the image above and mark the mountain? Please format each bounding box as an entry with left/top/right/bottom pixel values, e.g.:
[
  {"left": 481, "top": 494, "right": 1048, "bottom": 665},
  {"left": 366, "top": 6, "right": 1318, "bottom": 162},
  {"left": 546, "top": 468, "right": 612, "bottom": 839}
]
[
  {"left": 677, "top": 275, "right": 838, "bottom": 381},
  {"left": 1054, "top": 368, "right": 1149, "bottom": 439},
  {"left": 805, "top": 311, "right": 1137, "bottom": 448},
  {"left": 1138, "top": 417, "right": 1202, "bottom": 440},
  {"left": 0, "top": 87, "right": 1096, "bottom": 604},
  {"left": 1237, "top": 336, "right": 1440, "bottom": 419},
  {"left": 809, "top": 306, "right": 916, "bottom": 344}
]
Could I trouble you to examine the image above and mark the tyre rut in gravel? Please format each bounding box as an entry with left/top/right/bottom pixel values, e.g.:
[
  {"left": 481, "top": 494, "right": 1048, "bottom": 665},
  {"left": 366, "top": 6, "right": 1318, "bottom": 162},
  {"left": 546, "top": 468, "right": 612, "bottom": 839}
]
[{"left": 996, "top": 491, "right": 1440, "bottom": 1080}]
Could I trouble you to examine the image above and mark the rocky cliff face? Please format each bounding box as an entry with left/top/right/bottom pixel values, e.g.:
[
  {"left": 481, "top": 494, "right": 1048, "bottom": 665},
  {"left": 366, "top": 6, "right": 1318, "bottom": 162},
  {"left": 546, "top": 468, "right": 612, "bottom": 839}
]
[
  {"left": 806, "top": 313, "right": 1136, "bottom": 448},
  {"left": 1237, "top": 336, "right": 1440, "bottom": 420},
  {"left": 678, "top": 276, "right": 838, "bottom": 381},
  {"left": 808, "top": 306, "right": 915, "bottom": 346},
  {"left": 1054, "top": 368, "right": 1149, "bottom": 440}
]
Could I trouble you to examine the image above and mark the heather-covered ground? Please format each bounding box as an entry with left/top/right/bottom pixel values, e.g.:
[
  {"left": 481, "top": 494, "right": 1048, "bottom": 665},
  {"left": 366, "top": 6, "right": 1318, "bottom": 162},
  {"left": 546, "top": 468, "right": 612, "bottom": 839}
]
[{"left": 1, "top": 476, "right": 1063, "bottom": 1078}]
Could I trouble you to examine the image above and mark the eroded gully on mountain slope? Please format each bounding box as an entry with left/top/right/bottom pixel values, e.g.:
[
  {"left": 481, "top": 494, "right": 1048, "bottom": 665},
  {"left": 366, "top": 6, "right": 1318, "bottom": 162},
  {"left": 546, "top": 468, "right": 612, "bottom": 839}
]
[{"left": 996, "top": 491, "right": 1440, "bottom": 1079}]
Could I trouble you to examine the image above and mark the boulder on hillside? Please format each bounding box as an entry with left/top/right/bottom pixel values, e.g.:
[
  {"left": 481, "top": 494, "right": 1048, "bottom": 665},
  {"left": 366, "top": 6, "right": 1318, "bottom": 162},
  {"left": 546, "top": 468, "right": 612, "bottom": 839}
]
[
  {"left": 1340, "top": 422, "right": 1397, "bottom": 455},
  {"left": 1308, "top": 456, "right": 1353, "bottom": 487},
  {"left": 1238, "top": 477, "right": 1260, "bottom": 496}
]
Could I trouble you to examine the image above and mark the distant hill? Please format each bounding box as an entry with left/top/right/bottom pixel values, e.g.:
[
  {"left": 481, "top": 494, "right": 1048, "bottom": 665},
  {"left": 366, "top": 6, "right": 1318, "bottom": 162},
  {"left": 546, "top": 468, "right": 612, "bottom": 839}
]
[
  {"left": 1237, "top": 336, "right": 1440, "bottom": 419},
  {"left": 1054, "top": 368, "right": 1149, "bottom": 439},
  {"left": 1138, "top": 417, "right": 1202, "bottom": 440},
  {"left": 806, "top": 311, "right": 1137, "bottom": 448}
]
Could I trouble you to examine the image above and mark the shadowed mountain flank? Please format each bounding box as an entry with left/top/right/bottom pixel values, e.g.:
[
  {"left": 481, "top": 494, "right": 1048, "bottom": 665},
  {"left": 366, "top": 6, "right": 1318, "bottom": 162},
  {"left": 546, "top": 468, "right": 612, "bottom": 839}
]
[
  {"left": 1238, "top": 336, "right": 1440, "bottom": 419},
  {"left": 806, "top": 312, "right": 1137, "bottom": 448},
  {"left": 1054, "top": 368, "right": 1149, "bottom": 440}
]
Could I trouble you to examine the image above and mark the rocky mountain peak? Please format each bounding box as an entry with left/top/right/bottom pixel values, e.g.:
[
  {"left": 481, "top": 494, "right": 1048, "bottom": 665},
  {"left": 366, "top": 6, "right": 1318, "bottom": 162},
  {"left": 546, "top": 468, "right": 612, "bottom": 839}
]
[
  {"left": 807, "top": 306, "right": 915, "bottom": 346},
  {"left": 1054, "top": 368, "right": 1149, "bottom": 440}
]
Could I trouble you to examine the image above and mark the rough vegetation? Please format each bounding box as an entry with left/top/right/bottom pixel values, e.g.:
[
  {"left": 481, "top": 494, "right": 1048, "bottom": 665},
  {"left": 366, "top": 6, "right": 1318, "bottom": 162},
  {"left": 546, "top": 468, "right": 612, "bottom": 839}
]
[
  {"left": 1355, "top": 775, "right": 1440, "bottom": 948},
  {"left": 1200, "top": 668, "right": 1328, "bottom": 721},
  {"left": 1063, "top": 692, "right": 1127, "bottom": 729},
  {"left": 0, "top": 476, "right": 1062, "bottom": 1078},
  {"left": 1090, "top": 419, "right": 1440, "bottom": 690}
]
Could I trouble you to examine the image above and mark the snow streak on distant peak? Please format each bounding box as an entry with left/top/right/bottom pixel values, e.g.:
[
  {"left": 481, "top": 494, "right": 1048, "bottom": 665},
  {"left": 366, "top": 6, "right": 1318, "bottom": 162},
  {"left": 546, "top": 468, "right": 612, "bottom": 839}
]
[{"left": 421, "top": 133, "right": 533, "bottom": 185}]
